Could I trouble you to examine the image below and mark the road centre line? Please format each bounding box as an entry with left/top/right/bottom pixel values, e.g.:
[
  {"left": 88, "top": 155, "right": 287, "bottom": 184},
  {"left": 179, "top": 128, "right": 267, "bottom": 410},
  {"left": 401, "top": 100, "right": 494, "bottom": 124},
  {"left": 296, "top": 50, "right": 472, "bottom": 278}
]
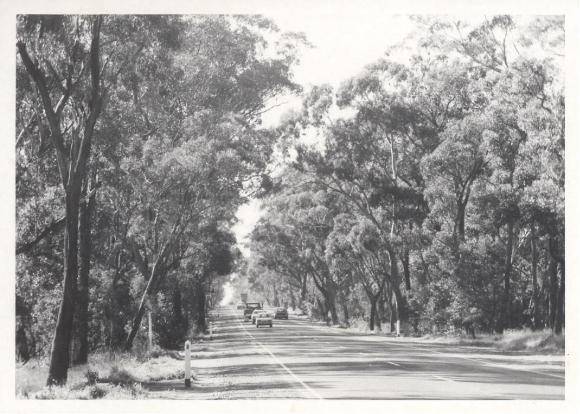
[
  {"left": 425, "top": 348, "right": 566, "bottom": 380},
  {"left": 300, "top": 321, "right": 565, "bottom": 380},
  {"left": 238, "top": 320, "right": 324, "bottom": 400},
  {"left": 433, "top": 375, "right": 456, "bottom": 383}
]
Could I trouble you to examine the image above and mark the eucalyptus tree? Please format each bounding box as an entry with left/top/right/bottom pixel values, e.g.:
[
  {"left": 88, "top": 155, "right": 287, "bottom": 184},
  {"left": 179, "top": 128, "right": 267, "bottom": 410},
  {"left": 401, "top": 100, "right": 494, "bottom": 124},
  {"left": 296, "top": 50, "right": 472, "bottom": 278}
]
[
  {"left": 16, "top": 14, "right": 306, "bottom": 382},
  {"left": 326, "top": 214, "right": 393, "bottom": 330},
  {"left": 415, "top": 15, "right": 564, "bottom": 332}
]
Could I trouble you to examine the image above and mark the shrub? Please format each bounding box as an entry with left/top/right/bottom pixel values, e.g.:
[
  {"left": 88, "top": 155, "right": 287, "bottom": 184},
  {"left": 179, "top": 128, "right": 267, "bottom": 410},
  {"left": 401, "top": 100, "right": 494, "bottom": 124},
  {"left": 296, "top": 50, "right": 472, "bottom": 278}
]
[
  {"left": 89, "top": 385, "right": 107, "bottom": 399},
  {"left": 105, "top": 366, "right": 137, "bottom": 386}
]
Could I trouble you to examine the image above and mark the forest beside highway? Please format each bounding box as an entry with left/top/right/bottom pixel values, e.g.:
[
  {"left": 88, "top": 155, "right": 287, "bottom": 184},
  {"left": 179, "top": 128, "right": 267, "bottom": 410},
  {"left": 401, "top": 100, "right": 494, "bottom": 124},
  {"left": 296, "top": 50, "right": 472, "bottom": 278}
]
[{"left": 15, "top": 14, "right": 565, "bottom": 397}]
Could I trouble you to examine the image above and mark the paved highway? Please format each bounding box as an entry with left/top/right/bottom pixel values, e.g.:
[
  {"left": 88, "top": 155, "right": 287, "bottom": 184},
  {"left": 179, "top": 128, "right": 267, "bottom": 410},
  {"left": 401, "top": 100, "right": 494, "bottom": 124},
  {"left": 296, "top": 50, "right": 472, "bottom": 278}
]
[{"left": 145, "top": 306, "right": 564, "bottom": 399}]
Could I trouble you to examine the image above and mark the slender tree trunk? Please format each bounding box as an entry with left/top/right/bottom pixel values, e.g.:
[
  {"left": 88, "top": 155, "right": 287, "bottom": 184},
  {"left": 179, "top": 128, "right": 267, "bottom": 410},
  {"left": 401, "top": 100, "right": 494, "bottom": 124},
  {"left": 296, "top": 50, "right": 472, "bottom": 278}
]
[
  {"left": 455, "top": 199, "right": 466, "bottom": 240},
  {"left": 530, "top": 226, "right": 541, "bottom": 329},
  {"left": 196, "top": 278, "right": 207, "bottom": 333},
  {"left": 548, "top": 236, "right": 558, "bottom": 330},
  {"left": 300, "top": 275, "right": 307, "bottom": 308},
  {"left": 73, "top": 179, "right": 95, "bottom": 365},
  {"left": 555, "top": 259, "right": 565, "bottom": 334},
  {"left": 500, "top": 221, "right": 515, "bottom": 333},
  {"left": 325, "top": 291, "right": 338, "bottom": 325},
  {"left": 340, "top": 296, "right": 349, "bottom": 326},
  {"left": 369, "top": 296, "right": 377, "bottom": 331},
  {"left": 401, "top": 250, "right": 411, "bottom": 292},
  {"left": 316, "top": 297, "right": 326, "bottom": 321},
  {"left": 125, "top": 265, "right": 163, "bottom": 350},
  {"left": 377, "top": 294, "right": 386, "bottom": 329},
  {"left": 290, "top": 291, "right": 296, "bottom": 310},
  {"left": 47, "top": 189, "right": 81, "bottom": 385},
  {"left": 273, "top": 285, "right": 280, "bottom": 307},
  {"left": 389, "top": 253, "right": 407, "bottom": 328}
]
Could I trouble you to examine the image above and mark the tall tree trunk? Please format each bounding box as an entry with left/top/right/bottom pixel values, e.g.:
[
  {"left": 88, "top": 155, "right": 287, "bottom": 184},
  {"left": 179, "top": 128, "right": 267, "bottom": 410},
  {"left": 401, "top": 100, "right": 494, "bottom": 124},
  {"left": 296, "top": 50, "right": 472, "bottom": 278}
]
[
  {"left": 20, "top": 16, "right": 104, "bottom": 385},
  {"left": 47, "top": 189, "right": 81, "bottom": 385},
  {"left": 315, "top": 297, "right": 326, "bottom": 322},
  {"left": 73, "top": 179, "right": 95, "bottom": 365},
  {"left": 500, "top": 221, "right": 515, "bottom": 333},
  {"left": 529, "top": 226, "right": 541, "bottom": 329},
  {"left": 389, "top": 251, "right": 407, "bottom": 328},
  {"left": 325, "top": 290, "right": 338, "bottom": 325},
  {"left": 125, "top": 265, "right": 163, "bottom": 350},
  {"left": 300, "top": 274, "right": 307, "bottom": 308},
  {"left": 196, "top": 278, "right": 207, "bottom": 333},
  {"left": 290, "top": 291, "right": 296, "bottom": 310},
  {"left": 369, "top": 296, "right": 377, "bottom": 331},
  {"left": 340, "top": 295, "right": 349, "bottom": 326},
  {"left": 554, "top": 259, "right": 565, "bottom": 334},
  {"left": 401, "top": 250, "right": 411, "bottom": 292},
  {"left": 548, "top": 235, "right": 558, "bottom": 331},
  {"left": 273, "top": 285, "right": 280, "bottom": 307},
  {"left": 454, "top": 198, "right": 467, "bottom": 241}
]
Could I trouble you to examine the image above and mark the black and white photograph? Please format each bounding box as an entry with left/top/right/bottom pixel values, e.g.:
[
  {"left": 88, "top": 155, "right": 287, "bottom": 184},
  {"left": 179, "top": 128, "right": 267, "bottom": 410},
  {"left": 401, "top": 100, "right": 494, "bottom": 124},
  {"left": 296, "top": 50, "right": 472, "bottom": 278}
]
[{"left": 3, "top": 0, "right": 578, "bottom": 410}]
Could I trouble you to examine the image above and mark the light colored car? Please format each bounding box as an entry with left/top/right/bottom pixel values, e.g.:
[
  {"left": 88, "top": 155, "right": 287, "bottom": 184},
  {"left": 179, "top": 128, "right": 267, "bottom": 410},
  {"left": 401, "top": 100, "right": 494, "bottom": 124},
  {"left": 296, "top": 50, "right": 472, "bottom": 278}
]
[
  {"left": 255, "top": 311, "right": 273, "bottom": 328},
  {"left": 251, "top": 309, "right": 267, "bottom": 324}
]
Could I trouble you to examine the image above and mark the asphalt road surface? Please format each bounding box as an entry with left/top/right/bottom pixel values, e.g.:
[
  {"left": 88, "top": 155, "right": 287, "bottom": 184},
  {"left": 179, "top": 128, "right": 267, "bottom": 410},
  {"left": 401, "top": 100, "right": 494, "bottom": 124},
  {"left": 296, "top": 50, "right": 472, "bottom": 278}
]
[{"left": 146, "top": 306, "right": 564, "bottom": 399}]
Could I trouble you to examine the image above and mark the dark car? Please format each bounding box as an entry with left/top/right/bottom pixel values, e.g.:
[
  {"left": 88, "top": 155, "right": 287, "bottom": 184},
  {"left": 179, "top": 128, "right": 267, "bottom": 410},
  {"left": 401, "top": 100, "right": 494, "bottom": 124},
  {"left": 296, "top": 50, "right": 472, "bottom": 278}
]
[
  {"left": 243, "top": 302, "right": 262, "bottom": 321},
  {"left": 274, "top": 307, "right": 288, "bottom": 319}
]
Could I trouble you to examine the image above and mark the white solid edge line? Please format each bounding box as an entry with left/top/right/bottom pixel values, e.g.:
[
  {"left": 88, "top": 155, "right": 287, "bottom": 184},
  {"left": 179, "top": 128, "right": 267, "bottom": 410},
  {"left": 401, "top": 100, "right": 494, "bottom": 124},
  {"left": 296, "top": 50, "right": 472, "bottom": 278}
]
[{"left": 238, "top": 320, "right": 324, "bottom": 400}]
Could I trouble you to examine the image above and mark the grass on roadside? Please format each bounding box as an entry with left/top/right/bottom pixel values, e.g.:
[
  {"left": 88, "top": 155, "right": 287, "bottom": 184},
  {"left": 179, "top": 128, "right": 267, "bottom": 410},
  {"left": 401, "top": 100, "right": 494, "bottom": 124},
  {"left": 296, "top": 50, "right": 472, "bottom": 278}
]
[
  {"left": 416, "top": 328, "right": 564, "bottom": 353},
  {"left": 16, "top": 347, "right": 192, "bottom": 399}
]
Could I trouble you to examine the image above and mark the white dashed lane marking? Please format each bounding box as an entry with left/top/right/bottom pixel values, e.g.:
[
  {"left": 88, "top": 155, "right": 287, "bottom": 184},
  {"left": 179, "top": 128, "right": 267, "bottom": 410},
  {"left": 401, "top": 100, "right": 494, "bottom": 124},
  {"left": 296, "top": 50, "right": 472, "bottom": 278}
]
[{"left": 238, "top": 320, "right": 324, "bottom": 400}]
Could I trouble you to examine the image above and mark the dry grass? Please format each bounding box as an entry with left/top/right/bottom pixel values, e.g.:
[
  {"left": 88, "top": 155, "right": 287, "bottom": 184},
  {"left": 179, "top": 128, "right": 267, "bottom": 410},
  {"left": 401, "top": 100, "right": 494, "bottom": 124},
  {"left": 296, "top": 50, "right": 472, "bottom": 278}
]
[
  {"left": 497, "top": 329, "right": 565, "bottom": 353},
  {"left": 415, "top": 328, "right": 564, "bottom": 354},
  {"left": 16, "top": 349, "right": 188, "bottom": 399}
]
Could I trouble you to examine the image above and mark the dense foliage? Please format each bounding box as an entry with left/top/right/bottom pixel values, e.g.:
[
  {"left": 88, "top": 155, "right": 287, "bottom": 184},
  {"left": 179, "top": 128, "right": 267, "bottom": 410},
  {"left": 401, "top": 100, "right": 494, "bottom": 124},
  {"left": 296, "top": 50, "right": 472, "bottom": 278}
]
[
  {"left": 244, "top": 16, "right": 564, "bottom": 336},
  {"left": 15, "top": 14, "right": 564, "bottom": 387},
  {"left": 16, "top": 15, "right": 304, "bottom": 384}
]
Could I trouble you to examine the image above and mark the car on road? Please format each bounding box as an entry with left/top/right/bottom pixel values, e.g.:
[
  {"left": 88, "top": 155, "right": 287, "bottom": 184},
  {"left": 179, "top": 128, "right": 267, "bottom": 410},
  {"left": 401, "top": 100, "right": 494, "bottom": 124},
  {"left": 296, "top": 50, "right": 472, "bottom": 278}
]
[
  {"left": 254, "top": 311, "right": 273, "bottom": 328},
  {"left": 251, "top": 309, "right": 269, "bottom": 324},
  {"left": 274, "top": 307, "right": 288, "bottom": 319},
  {"left": 243, "top": 302, "right": 262, "bottom": 321},
  {"left": 236, "top": 303, "right": 245, "bottom": 310}
]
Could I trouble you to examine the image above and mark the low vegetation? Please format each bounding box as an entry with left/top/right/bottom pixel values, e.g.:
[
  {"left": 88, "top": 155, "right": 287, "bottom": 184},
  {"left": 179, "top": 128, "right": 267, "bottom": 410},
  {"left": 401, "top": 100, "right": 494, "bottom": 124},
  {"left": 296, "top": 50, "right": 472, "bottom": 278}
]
[{"left": 16, "top": 350, "right": 189, "bottom": 399}]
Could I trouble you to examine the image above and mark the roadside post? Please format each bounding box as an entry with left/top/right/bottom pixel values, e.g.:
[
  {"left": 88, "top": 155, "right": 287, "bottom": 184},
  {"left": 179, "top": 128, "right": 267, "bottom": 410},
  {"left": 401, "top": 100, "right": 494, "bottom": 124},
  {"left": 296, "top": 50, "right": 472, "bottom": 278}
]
[
  {"left": 396, "top": 320, "right": 400, "bottom": 337},
  {"left": 184, "top": 340, "right": 191, "bottom": 388}
]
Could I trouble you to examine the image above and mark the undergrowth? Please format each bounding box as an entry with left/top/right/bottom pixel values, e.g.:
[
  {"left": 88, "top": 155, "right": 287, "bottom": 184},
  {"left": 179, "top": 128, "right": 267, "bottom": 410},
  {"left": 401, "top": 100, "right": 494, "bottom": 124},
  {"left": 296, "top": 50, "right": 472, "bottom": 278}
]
[{"left": 17, "top": 346, "right": 190, "bottom": 399}]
